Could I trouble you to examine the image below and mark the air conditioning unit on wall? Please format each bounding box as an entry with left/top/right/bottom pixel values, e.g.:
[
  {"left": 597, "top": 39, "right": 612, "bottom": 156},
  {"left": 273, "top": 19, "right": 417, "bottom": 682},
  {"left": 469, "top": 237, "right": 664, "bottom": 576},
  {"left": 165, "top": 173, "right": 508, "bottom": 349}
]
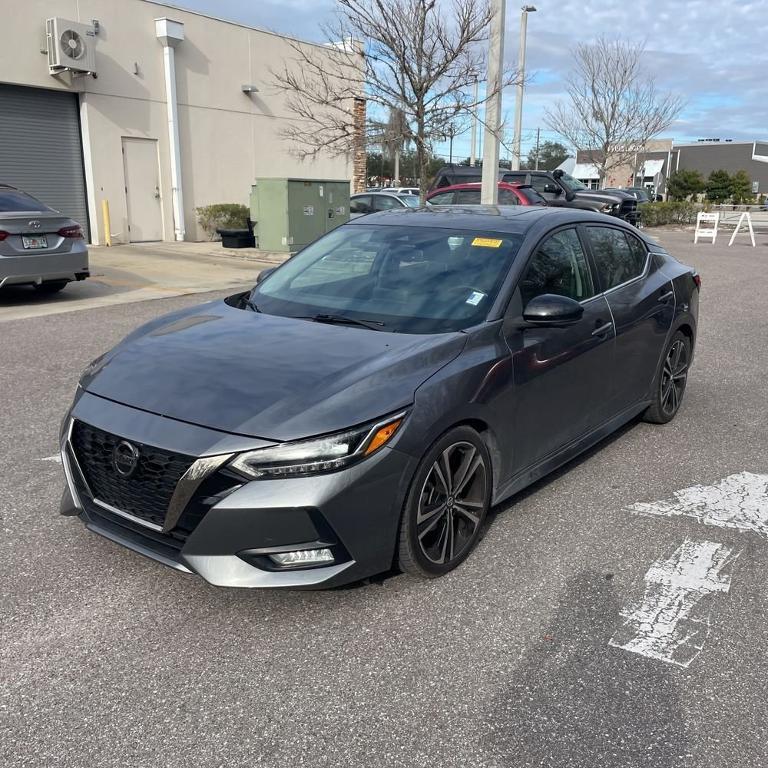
[{"left": 46, "top": 18, "right": 97, "bottom": 76}]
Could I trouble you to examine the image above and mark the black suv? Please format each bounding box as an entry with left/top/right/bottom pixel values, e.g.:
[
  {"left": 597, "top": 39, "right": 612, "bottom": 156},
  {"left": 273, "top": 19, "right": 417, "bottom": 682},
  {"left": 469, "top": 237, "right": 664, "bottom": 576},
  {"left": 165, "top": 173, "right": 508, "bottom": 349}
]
[
  {"left": 430, "top": 165, "right": 639, "bottom": 225},
  {"left": 501, "top": 170, "right": 639, "bottom": 225}
]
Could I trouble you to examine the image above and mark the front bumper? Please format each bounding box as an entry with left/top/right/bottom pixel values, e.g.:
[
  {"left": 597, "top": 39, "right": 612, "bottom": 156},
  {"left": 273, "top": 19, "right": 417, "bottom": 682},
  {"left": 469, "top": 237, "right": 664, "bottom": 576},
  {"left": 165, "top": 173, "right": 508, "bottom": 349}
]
[
  {"left": 0, "top": 244, "right": 89, "bottom": 288},
  {"left": 61, "top": 392, "right": 416, "bottom": 589}
]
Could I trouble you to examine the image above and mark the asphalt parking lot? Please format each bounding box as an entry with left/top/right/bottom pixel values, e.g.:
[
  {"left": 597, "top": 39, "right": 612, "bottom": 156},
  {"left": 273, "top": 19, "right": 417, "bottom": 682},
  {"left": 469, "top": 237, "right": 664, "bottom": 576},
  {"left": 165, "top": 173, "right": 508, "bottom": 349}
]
[{"left": 2, "top": 230, "right": 767, "bottom": 767}]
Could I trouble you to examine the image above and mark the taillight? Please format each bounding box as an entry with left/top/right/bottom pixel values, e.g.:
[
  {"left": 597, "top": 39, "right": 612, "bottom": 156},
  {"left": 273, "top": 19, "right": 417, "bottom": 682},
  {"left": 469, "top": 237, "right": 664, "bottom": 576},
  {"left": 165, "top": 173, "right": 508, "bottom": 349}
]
[
  {"left": 692, "top": 272, "right": 701, "bottom": 289},
  {"left": 0, "top": 230, "right": 8, "bottom": 241},
  {"left": 58, "top": 225, "right": 83, "bottom": 239}
]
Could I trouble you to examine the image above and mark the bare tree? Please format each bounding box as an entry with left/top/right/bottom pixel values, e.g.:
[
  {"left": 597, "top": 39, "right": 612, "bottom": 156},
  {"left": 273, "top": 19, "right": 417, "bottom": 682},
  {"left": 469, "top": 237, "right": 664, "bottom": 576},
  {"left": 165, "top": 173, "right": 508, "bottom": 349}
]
[
  {"left": 370, "top": 107, "right": 410, "bottom": 184},
  {"left": 545, "top": 38, "right": 682, "bottom": 184},
  {"left": 271, "top": 0, "right": 517, "bottom": 199}
]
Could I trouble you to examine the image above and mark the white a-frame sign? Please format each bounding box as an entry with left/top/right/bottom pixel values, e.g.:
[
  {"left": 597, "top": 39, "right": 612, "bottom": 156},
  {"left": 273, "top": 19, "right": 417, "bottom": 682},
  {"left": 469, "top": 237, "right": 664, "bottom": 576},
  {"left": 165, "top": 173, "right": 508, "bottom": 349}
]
[
  {"left": 728, "top": 212, "right": 756, "bottom": 247},
  {"left": 694, "top": 212, "right": 719, "bottom": 244}
]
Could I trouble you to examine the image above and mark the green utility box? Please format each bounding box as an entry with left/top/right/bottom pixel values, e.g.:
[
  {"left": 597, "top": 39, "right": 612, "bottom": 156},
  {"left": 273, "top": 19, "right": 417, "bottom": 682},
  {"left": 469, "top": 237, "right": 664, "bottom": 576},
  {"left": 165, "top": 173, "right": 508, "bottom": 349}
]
[{"left": 250, "top": 178, "right": 351, "bottom": 252}]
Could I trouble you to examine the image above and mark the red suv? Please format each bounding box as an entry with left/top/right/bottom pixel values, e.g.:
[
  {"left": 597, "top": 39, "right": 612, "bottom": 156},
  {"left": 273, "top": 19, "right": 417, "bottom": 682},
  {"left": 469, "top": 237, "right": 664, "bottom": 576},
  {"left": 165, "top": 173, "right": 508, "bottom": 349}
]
[{"left": 426, "top": 181, "right": 546, "bottom": 207}]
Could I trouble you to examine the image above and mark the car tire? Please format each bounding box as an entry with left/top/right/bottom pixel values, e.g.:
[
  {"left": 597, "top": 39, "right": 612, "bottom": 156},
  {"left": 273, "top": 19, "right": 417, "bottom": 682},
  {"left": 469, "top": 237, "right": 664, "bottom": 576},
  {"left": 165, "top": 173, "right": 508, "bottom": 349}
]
[
  {"left": 642, "top": 330, "right": 692, "bottom": 424},
  {"left": 34, "top": 280, "right": 68, "bottom": 294},
  {"left": 397, "top": 425, "right": 491, "bottom": 579}
]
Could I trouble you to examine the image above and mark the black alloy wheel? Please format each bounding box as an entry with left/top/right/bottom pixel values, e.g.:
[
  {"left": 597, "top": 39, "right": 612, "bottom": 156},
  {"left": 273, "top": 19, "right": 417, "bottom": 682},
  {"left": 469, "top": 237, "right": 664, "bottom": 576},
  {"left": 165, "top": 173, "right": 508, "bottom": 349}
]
[
  {"left": 398, "top": 426, "right": 491, "bottom": 578},
  {"left": 643, "top": 330, "right": 691, "bottom": 424}
]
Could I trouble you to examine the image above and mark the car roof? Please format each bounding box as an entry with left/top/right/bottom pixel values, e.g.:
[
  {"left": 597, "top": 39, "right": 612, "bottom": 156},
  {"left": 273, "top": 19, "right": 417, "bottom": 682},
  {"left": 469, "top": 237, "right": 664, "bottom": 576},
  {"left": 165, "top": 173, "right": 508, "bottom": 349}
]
[
  {"left": 427, "top": 182, "right": 526, "bottom": 194},
  {"left": 346, "top": 205, "right": 638, "bottom": 233},
  {"left": 352, "top": 191, "right": 409, "bottom": 198}
]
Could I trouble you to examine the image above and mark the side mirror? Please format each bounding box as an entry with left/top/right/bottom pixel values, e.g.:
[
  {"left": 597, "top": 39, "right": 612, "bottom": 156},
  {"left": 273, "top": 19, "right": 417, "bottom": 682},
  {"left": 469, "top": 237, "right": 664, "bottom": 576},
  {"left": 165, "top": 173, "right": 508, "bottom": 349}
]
[
  {"left": 256, "top": 267, "right": 276, "bottom": 284},
  {"left": 543, "top": 183, "right": 560, "bottom": 195},
  {"left": 522, "top": 294, "right": 584, "bottom": 326}
]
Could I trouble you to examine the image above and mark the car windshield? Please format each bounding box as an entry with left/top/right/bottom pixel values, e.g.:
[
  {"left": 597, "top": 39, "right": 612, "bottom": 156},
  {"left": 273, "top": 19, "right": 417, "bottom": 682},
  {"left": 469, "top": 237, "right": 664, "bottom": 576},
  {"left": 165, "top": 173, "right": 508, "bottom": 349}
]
[
  {"left": 558, "top": 172, "right": 587, "bottom": 192},
  {"left": 398, "top": 195, "right": 421, "bottom": 207},
  {"left": 253, "top": 224, "right": 523, "bottom": 333},
  {"left": 0, "top": 188, "right": 53, "bottom": 213}
]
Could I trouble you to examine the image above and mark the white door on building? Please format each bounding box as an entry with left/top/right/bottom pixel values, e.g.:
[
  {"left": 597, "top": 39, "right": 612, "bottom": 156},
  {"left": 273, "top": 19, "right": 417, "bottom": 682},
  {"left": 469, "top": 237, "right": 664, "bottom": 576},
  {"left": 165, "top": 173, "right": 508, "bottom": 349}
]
[{"left": 122, "top": 138, "right": 163, "bottom": 242}]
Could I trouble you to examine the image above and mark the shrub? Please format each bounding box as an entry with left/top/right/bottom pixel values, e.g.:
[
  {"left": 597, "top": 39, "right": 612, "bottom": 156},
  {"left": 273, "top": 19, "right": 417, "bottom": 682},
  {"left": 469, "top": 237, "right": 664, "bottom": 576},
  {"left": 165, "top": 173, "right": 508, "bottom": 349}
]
[
  {"left": 196, "top": 203, "right": 250, "bottom": 240},
  {"left": 666, "top": 169, "right": 705, "bottom": 201},
  {"left": 640, "top": 201, "right": 700, "bottom": 227},
  {"left": 730, "top": 170, "right": 754, "bottom": 204},
  {"left": 705, "top": 170, "right": 732, "bottom": 203}
]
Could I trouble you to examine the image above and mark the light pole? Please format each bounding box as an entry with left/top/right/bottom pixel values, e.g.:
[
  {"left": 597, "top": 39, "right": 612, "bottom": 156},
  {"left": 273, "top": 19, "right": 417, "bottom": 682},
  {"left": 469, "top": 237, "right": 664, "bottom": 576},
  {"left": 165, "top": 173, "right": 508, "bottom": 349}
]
[
  {"left": 511, "top": 5, "right": 536, "bottom": 171},
  {"left": 481, "top": 0, "right": 506, "bottom": 204},
  {"left": 469, "top": 76, "right": 479, "bottom": 167}
]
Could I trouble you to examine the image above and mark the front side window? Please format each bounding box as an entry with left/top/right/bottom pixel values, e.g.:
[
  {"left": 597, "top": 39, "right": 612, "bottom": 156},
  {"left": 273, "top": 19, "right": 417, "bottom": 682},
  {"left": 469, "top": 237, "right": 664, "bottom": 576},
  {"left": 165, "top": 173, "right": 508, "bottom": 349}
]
[
  {"left": 456, "top": 189, "right": 481, "bottom": 204},
  {"left": 372, "top": 195, "right": 402, "bottom": 211},
  {"left": 254, "top": 225, "right": 523, "bottom": 333},
  {"left": 586, "top": 226, "right": 647, "bottom": 291},
  {"left": 529, "top": 175, "right": 553, "bottom": 194},
  {"left": 519, "top": 228, "right": 595, "bottom": 307}
]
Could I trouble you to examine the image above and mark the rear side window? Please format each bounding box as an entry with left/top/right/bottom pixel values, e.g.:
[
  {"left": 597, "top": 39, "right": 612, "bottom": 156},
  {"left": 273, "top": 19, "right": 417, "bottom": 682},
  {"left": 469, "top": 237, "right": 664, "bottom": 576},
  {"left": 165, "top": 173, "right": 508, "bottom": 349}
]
[
  {"left": 428, "top": 191, "right": 455, "bottom": 205},
  {"left": 498, "top": 188, "right": 520, "bottom": 205},
  {"left": 519, "top": 228, "right": 595, "bottom": 306},
  {"left": 456, "top": 189, "right": 481, "bottom": 204},
  {"left": 350, "top": 196, "right": 372, "bottom": 214},
  {"left": 586, "top": 226, "right": 648, "bottom": 290},
  {"left": 0, "top": 188, "right": 53, "bottom": 213}
]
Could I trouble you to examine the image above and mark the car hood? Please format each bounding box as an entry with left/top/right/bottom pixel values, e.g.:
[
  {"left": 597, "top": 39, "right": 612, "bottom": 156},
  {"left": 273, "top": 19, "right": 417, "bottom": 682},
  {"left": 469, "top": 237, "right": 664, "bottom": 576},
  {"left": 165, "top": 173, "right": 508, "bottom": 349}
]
[
  {"left": 82, "top": 300, "right": 467, "bottom": 441},
  {"left": 573, "top": 189, "right": 634, "bottom": 205}
]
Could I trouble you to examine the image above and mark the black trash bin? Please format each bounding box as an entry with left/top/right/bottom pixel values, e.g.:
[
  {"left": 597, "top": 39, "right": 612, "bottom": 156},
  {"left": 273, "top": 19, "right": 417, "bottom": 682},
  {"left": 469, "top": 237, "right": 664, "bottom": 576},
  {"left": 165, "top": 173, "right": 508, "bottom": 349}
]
[{"left": 216, "top": 219, "right": 256, "bottom": 248}]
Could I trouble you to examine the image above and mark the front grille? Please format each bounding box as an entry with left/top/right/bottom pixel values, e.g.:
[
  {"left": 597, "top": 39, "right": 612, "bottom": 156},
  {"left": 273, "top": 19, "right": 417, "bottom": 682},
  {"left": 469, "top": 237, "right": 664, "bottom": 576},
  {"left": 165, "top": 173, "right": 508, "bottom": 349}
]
[{"left": 71, "top": 420, "right": 196, "bottom": 528}]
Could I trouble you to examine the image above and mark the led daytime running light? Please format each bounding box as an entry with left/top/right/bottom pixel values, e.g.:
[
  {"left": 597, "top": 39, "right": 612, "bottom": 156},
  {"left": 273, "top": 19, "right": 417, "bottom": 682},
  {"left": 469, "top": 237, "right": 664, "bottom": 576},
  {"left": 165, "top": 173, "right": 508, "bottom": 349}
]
[{"left": 229, "top": 412, "right": 406, "bottom": 480}]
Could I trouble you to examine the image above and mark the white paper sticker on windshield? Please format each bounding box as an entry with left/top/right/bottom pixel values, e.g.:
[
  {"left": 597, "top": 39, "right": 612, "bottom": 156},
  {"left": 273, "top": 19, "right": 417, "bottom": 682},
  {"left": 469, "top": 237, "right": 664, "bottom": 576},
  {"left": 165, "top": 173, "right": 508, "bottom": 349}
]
[{"left": 466, "top": 291, "right": 486, "bottom": 306}]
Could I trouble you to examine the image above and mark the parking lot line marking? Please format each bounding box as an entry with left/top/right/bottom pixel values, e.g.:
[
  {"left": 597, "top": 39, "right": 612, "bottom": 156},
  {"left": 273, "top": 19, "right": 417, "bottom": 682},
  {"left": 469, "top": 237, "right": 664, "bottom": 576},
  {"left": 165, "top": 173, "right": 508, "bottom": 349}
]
[
  {"left": 628, "top": 472, "right": 768, "bottom": 538},
  {"left": 609, "top": 539, "right": 739, "bottom": 668},
  {"left": 39, "top": 455, "right": 62, "bottom": 464}
]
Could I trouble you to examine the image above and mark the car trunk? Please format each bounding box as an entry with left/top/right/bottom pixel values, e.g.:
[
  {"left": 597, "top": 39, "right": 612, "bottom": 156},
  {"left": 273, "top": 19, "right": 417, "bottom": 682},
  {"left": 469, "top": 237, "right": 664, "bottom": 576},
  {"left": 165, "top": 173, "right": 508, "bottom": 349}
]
[{"left": 0, "top": 212, "right": 79, "bottom": 257}]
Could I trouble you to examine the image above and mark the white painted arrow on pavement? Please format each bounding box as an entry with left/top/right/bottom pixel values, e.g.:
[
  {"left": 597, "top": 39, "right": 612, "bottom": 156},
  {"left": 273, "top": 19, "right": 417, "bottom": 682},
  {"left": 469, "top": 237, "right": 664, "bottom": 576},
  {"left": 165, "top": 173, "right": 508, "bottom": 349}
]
[
  {"left": 609, "top": 538, "right": 739, "bottom": 668},
  {"left": 628, "top": 472, "right": 768, "bottom": 538}
]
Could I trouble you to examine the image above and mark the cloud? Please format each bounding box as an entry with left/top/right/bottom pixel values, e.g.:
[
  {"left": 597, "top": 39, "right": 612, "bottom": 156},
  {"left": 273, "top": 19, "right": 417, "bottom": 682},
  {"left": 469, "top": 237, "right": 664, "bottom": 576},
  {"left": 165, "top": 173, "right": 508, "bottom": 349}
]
[{"left": 167, "top": 0, "right": 768, "bottom": 157}]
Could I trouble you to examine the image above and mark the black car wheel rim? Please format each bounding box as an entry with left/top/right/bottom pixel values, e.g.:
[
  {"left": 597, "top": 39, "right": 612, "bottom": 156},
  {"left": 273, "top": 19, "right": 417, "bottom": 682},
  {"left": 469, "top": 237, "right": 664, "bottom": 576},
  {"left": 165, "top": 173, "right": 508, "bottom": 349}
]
[
  {"left": 416, "top": 441, "right": 487, "bottom": 565},
  {"left": 660, "top": 339, "right": 689, "bottom": 416}
]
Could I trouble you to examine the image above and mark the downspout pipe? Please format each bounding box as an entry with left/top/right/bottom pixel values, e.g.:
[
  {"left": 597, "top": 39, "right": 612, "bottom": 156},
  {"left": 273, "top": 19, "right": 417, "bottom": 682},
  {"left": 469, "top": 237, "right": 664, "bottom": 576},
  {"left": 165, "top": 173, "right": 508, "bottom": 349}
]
[{"left": 155, "top": 18, "right": 185, "bottom": 241}]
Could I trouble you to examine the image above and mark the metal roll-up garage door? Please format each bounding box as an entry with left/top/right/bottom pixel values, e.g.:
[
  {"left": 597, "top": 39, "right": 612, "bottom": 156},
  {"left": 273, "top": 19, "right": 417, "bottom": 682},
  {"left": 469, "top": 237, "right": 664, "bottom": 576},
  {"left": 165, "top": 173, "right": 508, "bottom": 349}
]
[{"left": 0, "top": 83, "right": 90, "bottom": 239}]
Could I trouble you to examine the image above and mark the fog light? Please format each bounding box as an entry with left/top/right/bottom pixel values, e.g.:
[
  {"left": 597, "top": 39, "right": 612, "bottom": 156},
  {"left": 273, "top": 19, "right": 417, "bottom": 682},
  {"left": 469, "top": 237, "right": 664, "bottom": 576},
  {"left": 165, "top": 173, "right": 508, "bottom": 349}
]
[{"left": 269, "top": 548, "right": 335, "bottom": 568}]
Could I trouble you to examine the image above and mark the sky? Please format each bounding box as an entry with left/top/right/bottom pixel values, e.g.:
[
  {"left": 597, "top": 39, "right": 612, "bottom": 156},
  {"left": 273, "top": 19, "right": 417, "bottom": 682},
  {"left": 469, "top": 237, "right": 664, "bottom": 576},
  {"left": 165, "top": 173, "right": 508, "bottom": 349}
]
[{"left": 160, "top": 0, "right": 768, "bottom": 162}]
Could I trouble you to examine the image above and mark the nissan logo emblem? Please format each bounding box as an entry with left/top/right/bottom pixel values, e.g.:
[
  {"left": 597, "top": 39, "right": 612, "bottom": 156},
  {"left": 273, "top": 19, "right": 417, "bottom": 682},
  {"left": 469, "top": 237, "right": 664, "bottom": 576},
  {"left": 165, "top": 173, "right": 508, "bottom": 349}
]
[{"left": 112, "top": 440, "right": 140, "bottom": 478}]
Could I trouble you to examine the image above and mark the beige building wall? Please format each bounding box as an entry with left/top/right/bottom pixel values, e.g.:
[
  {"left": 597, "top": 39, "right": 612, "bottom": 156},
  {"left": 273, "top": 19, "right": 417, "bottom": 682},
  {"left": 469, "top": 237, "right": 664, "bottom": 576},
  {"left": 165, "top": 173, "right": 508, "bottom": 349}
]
[{"left": 0, "top": 0, "right": 352, "bottom": 242}]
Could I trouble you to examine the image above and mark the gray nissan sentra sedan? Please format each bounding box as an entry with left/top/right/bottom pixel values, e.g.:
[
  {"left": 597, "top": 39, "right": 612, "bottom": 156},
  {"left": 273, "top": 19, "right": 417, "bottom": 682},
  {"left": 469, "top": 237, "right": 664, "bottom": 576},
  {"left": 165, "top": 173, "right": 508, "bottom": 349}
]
[
  {"left": 0, "top": 184, "right": 89, "bottom": 293},
  {"left": 60, "top": 206, "right": 699, "bottom": 588}
]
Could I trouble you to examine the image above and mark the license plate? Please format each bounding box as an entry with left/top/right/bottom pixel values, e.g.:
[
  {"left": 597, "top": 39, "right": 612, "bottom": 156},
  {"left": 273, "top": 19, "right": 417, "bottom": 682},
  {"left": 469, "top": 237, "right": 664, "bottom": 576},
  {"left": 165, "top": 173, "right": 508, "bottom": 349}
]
[{"left": 22, "top": 235, "right": 48, "bottom": 249}]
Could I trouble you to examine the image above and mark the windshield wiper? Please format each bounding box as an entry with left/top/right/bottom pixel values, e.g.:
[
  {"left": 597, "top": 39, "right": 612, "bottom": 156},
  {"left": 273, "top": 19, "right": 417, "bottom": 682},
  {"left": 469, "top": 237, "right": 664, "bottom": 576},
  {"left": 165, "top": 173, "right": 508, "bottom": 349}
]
[
  {"left": 303, "top": 313, "right": 386, "bottom": 331},
  {"left": 243, "top": 295, "right": 261, "bottom": 312}
]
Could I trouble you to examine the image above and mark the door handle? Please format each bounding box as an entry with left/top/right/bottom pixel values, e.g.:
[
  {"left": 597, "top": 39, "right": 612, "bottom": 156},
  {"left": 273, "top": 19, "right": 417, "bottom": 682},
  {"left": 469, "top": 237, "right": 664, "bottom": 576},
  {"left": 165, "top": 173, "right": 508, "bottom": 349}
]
[
  {"left": 657, "top": 289, "right": 674, "bottom": 303},
  {"left": 591, "top": 321, "right": 613, "bottom": 337}
]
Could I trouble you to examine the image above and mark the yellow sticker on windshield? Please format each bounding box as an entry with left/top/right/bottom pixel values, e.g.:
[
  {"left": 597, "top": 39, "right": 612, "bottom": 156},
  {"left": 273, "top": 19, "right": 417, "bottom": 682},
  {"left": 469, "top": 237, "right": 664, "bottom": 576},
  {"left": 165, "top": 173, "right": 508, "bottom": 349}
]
[{"left": 471, "top": 237, "right": 502, "bottom": 248}]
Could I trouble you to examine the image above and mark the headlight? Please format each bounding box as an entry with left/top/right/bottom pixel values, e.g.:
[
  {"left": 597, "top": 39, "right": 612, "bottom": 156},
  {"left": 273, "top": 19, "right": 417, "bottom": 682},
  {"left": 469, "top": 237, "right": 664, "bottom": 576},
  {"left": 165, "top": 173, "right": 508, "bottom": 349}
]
[
  {"left": 228, "top": 412, "right": 406, "bottom": 480},
  {"left": 600, "top": 203, "right": 617, "bottom": 213}
]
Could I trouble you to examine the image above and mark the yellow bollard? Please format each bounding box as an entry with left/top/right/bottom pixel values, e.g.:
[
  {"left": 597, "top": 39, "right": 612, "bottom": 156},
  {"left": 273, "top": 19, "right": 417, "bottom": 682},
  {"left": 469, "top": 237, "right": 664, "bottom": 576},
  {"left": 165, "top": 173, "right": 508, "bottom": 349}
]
[{"left": 101, "top": 200, "right": 112, "bottom": 247}]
